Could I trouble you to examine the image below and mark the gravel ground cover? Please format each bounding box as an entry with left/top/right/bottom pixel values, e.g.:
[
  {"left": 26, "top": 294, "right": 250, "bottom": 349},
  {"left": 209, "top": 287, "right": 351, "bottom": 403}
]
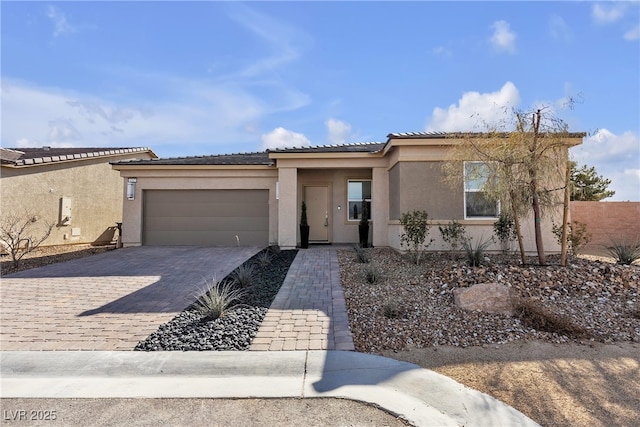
[
  {"left": 338, "top": 247, "right": 640, "bottom": 353},
  {"left": 135, "top": 248, "right": 297, "bottom": 351}
]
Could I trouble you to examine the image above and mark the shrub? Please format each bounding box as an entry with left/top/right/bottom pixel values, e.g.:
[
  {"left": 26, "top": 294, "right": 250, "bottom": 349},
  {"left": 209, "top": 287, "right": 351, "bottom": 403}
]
[
  {"left": 364, "top": 264, "right": 381, "bottom": 284},
  {"left": 268, "top": 244, "right": 281, "bottom": 255},
  {"left": 551, "top": 221, "right": 592, "bottom": 256},
  {"left": 513, "top": 297, "right": 588, "bottom": 338},
  {"left": 383, "top": 301, "right": 401, "bottom": 319},
  {"left": 462, "top": 235, "right": 493, "bottom": 267},
  {"left": 0, "top": 211, "right": 55, "bottom": 268},
  {"left": 606, "top": 241, "right": 640, "bottom": 265},
  {"left": 493, "top": 212, "right": 517, "bottom": 253},
  {"left": 231, "top": 263, "right": 258, "bottom": 288},
  {"left": 191, "top": 278, "right": 245, "bottom": 321},
  {"left": 399, "top": 210, "right": 433, "bottom": 265},
  {"left": 353, "top": 244, "right": 370, "bottom": 263},
  {"left": 439, "top": 220, "right": 467, "bottom": 252},
  {"left": 256, "top": 250, "right": 272, "bottom": 267}
]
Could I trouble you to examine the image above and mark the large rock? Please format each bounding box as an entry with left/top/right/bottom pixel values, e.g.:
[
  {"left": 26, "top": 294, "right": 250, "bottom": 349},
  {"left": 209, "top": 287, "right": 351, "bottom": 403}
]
[{"left": 453, "top": 283, "right": 514, "bottom": 315}]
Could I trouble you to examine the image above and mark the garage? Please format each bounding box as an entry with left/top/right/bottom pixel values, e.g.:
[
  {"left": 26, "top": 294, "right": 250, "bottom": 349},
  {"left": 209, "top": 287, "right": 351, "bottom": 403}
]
[{"left": 142, "top": 190, "right": 269, "bottom": 246}]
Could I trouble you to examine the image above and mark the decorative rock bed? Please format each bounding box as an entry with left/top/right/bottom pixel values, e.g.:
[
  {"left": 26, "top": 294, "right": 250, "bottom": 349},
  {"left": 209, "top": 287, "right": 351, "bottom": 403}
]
[{"left": 135, "top": 248, "right": 297, "bottom": 351}]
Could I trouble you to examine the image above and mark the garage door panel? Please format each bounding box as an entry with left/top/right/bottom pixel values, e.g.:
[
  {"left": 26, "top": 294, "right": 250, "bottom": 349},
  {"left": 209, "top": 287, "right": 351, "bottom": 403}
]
[{"left": 143, "top": 190, "right": 269, "bottom": 246}]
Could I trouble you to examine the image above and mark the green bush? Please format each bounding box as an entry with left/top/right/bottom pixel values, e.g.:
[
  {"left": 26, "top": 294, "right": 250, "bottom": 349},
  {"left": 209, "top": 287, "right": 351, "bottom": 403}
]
[
  {"left": 606, "top": 241, "right": 640, "bottom": 265},
  {"left": 551, "top": 221, "right": 592, "bottom": 256},
  {"left": 192, "top": 278, "right": 245, "bottom": 321},
  {"left": 463, "top": 235, "right": 493, "bottom": 267},
  {"left": 231, "top": 263, "right": 258, "bottom": 288},
  {"left": 439, "top": 220, "right": 467, "bottom": 252},
  {"left": 399, "top": 210, "right": 433, "bottom": 265},
  {"left": 493, "top": 212, "right": 517, "bottom": 253}
]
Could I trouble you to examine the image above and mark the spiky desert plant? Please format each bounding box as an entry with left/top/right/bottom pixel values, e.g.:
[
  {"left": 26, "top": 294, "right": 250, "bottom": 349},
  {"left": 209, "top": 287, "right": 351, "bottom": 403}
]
[
  {"left": 230, "top": 263, "right": 258, "bottom": 288},
  {"left": 606, "top": 241, "right": 640, "bottom": 265},
  {"left": 256, "top": 250, "right": 272, "bottom": 267},
  {"left": 463, "top": 235, "right": 494, "bottom": 267},
  {"left": 192, "top": 278, "right": 245, "bottom": 321},
  {"left": 353, "top": 244, "right": 370, "bottom": 263},
  {"left": 364, "top": 264, "right": 381, "bottom": 284}
]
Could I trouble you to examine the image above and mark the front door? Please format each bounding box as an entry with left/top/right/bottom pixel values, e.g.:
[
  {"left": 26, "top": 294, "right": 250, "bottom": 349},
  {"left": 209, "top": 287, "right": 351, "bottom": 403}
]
[{"left": 304, "top": 186, "right": 329, "bottom": 242}]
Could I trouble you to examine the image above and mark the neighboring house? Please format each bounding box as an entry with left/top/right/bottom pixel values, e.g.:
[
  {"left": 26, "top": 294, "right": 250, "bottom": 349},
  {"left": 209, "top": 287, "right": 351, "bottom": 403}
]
[
  {"left": 111, "top": 132, "right": 584, "bottom": 252},
  {"left": 1, "top": 146, "right": 157, "bottom": 246}
]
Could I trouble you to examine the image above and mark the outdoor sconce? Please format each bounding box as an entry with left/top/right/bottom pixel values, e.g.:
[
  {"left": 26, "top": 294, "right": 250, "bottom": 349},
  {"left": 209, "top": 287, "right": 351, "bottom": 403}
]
[{"left": 127, "top": 178, "right": 137, "bottom": 200}]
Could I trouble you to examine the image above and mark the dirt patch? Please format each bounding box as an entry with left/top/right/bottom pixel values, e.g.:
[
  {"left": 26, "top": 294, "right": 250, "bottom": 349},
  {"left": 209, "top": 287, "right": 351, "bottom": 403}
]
[{"left": 0, "top": 244, "right": 114, "bottom": 276}]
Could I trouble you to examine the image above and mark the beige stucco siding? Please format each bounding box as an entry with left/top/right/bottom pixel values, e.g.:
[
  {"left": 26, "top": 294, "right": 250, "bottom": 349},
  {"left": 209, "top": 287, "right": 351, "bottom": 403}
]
[
  {"left": 1, "top": 153, "right": 152, "bottom": 246},
  {"left": 397, "top": 162, "right": 463, "bottom": 220}
]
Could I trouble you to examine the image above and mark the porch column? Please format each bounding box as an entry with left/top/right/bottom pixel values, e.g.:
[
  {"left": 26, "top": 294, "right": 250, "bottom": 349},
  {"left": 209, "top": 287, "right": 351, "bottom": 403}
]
[
  {"left": 372, "top": 166, "right": 389, "bottom": 247},
  {"left": 278, "top": 167, "right": 298, "bottom": 249}
]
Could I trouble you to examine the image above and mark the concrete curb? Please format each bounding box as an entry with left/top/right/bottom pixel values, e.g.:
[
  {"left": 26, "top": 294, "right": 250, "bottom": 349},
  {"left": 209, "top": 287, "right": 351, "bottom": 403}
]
[{"left": 0, "top": 350, "right": 539, "bottom": 427}]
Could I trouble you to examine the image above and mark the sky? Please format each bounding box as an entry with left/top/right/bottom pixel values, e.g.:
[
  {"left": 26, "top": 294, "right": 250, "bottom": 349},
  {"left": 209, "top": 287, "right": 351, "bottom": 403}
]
[{"left": 2, "top": 1, "right": 639, "bottom": 201}]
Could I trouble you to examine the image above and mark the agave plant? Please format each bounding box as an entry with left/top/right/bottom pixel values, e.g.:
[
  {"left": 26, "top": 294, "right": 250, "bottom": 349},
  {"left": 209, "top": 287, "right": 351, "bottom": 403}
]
[{"left": 192, "top": 277, "right": 245, "bottom": 321}]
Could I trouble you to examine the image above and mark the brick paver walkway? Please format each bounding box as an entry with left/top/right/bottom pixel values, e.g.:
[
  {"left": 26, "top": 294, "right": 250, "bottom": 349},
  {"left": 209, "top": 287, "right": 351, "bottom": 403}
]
[
  {"left": 250, "top": 247, "right": 355, "bottom": 351},
  {"left": 0, "top": 247, "right": 260, "bottom": 351}
]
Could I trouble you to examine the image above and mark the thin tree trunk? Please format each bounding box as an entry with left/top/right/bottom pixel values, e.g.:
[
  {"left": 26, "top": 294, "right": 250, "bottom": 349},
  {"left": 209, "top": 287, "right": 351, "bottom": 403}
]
[
  {"left": 560, "top": 162, "right": 571, "bottom": 266},
  {"left": 510, "top": 197, "right": 527, "bottom": 265},
  {"left": 530, "top": 111, "right": 546, "bottom": 265}
]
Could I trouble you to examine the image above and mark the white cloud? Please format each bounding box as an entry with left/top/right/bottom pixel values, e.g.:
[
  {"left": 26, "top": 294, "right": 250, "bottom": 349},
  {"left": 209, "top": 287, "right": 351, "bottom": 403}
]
[
  {"left": 326, "top": 119, "right": 352, "bottom": 145},
  {"left": 549, "top": 14, "right": 572, "bottom": 42},
  {"left": 261, "top": 127, "right": 310, "bottom": 150},
  {"left": 0, "top": 77, "right": 304, "bottom": 152},
  {"left": 490, "top": 20, "right": 517, "bottom": 54},
  {"left": 426, "top": 81, "right": 521, "bottom": 132},
  {"left": 47, "top": 6, "right": 75, "bottom": 37},
  {"left": 432, "top": 46, "right": 452, "bottom": 57},
  {"left": 571, "top": 129, "right": 640, "bottom": 201},
  {"left": 624, "top": 24, "right": 640, "bottom": 40},
  {"left": 592, "top": 3, "right": 627, "bottom": 24}
]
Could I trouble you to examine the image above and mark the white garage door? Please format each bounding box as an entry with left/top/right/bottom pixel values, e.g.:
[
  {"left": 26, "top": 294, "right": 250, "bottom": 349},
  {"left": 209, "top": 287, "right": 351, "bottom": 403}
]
[{"left": 143, "top": 190, "right": 269, "bottom": 246}]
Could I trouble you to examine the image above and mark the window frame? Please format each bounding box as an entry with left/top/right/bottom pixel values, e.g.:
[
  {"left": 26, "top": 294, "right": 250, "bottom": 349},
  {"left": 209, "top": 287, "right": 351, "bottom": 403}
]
[
  {"left": 463, "top": 161, "right": 500, "bottom": 220},
  {"left": 347, "top": 179, "right": 372, "bottom": 222}
]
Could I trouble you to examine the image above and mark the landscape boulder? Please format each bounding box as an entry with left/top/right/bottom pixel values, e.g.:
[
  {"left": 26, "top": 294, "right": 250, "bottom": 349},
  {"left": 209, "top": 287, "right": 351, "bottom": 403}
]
[{"left": 453, "top": 283, "right": 514, "bottom": 315}]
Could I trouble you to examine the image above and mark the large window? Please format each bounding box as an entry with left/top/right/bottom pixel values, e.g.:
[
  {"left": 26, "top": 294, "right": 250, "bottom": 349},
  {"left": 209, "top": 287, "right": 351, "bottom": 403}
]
[
  {"left": 348, "top": 180, "right": 371, "bottom": 221},
  {"left": 464, "top": 162, "right": 499, "bottom": 219}
]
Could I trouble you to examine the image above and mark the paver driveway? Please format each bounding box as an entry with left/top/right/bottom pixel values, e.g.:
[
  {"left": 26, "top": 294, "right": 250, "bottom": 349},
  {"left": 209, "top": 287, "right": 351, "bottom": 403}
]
[{"left": 0, "top": 247, "right": 261, "bottom": 351}]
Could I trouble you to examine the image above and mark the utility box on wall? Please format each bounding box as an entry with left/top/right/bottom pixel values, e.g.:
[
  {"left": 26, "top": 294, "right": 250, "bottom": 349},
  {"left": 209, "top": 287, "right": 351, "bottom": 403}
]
[{"left": 59, "top": 197, "right": 72, "bottom": 226}]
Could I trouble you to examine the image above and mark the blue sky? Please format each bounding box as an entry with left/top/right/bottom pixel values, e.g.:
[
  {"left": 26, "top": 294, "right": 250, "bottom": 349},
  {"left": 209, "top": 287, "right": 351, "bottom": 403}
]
[{"left": 2, "top": 1, "right": 639, "bottom": 200}]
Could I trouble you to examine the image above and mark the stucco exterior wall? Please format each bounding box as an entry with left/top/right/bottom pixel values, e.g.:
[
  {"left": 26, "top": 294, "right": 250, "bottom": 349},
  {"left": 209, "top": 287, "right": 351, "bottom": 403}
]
[
  {"left": 117, "top": 168, "right": 278, "bottom": 247},
  {"left": 1, "top": 153, "right": 153, "bottom": 246},
  {"left": 570, "top": 201, "right": 640, "bottom": 256}
]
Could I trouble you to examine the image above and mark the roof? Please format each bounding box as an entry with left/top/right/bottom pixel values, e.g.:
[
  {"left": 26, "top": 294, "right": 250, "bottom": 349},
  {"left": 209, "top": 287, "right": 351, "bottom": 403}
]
[
  {"left": 387, "top": 131, "right": 587, "bottom": 139},
  {"left": 115, "top": 151, "right": 273, "bottom": 166},
  {"left": 1, "top": 147, "right": 156, "bottom": 167},
  {"left": 267, "top": 142, "right": 385, "bottom": 154}
]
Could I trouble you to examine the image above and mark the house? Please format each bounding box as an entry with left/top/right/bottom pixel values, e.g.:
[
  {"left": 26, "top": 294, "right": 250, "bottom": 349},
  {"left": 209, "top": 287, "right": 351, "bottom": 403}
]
[
  {"left": 111, "top": 132, "right": 584, "bottom": 252},
  {"left": 1, "top": 146, "right": 157, "bottom": 246}
]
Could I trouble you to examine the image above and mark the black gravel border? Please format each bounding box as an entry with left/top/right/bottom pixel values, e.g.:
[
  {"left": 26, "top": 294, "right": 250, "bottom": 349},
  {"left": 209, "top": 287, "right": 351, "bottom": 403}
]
[{"left": 135, "top": 248, "right": 298, "bottom": 351}]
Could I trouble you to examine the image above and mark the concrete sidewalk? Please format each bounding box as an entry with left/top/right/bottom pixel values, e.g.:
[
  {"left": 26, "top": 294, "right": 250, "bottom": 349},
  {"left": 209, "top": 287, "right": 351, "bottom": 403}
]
[{"left": 0, "top": 350, "right": 540, "bottom": 427}]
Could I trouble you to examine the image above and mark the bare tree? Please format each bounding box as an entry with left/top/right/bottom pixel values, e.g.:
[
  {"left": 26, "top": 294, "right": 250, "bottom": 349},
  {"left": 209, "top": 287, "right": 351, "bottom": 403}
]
[
  {"left": 443, "top": 108, "right": 582, "bottom": 265},
  {"left": 0, "top": 210, "right": 55, "bottom": 268}
]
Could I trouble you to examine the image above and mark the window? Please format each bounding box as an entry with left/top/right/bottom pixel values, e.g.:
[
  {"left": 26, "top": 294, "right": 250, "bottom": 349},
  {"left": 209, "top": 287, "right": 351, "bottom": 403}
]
[
  {"left": 348, "top": 180, "right": 372, "bottom": 221},
  {"left": 464, "top": 162, "right": 499, "bottom": 218}
]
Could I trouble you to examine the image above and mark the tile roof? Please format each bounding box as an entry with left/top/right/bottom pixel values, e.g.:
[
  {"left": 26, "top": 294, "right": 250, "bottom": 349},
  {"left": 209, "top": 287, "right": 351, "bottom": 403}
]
[
  {"left": 113, "top": 151, "right": 274, "bottom": 166},
  {"left": 387, "top": 131, "right": 587, "bottom": 139},
  {"left": 1, "top": 147, "right": 154, "bottom": 167},
  {"left": 267, "top": 142, "right": 386, "bottom": 154}
]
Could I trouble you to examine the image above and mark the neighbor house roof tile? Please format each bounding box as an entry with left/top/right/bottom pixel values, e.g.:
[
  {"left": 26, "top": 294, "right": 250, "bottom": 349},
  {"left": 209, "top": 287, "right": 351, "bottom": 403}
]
[{"left": 0, "top": 147, "right": 155, "bottom": 167}]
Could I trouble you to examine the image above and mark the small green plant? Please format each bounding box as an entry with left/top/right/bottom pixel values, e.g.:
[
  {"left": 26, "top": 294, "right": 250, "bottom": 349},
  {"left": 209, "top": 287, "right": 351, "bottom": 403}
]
[
  {"left": 192, "top": 277, "right": 245, "bottom": 321},
  {"left": 493, "top": 212, "right": 517, "bottom": 253},
  {"left": 462, "top": 235, "right": 493, "bottom": 267},
  {"left": 230, "top": 263, "right": 258, "bottom": 288},
  {"left": 399, "top": 210, "right": 433, "bottom": 265},
  {"left": 551, "top": 221, "right": 592, "bottom": 256},
  {"left": 439, "top": 220, "right": 467, "bottom": 253},
  {"left": 606, "top": 241, "right": 640, "bottom": 265},
  {"left": 383, "top": 301, "right": 401, "bottom": 319},
  {"left": 300, "top": 201, "right": 308, "bottom": 227},
  {"left": 364, "top": 264, "right": 381, "bottom": 284},
  {"left": 268, "top": 244, "right": 281, "bottom": 255},
  {"left": 256, "top": 250, "right": 272, "bottom": 267},
  {"left": 353, "top": 244, "right": 370, "bottom": 263}
]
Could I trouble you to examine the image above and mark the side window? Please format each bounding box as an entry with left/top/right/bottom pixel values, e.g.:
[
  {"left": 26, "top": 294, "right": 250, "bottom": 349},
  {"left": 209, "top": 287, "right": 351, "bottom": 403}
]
[
  {"left": 464, "top": 162, "right": 499, "bottom": 219},
  {"left": 348, "top": 180, "right": 372, "bottom": 221}
]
